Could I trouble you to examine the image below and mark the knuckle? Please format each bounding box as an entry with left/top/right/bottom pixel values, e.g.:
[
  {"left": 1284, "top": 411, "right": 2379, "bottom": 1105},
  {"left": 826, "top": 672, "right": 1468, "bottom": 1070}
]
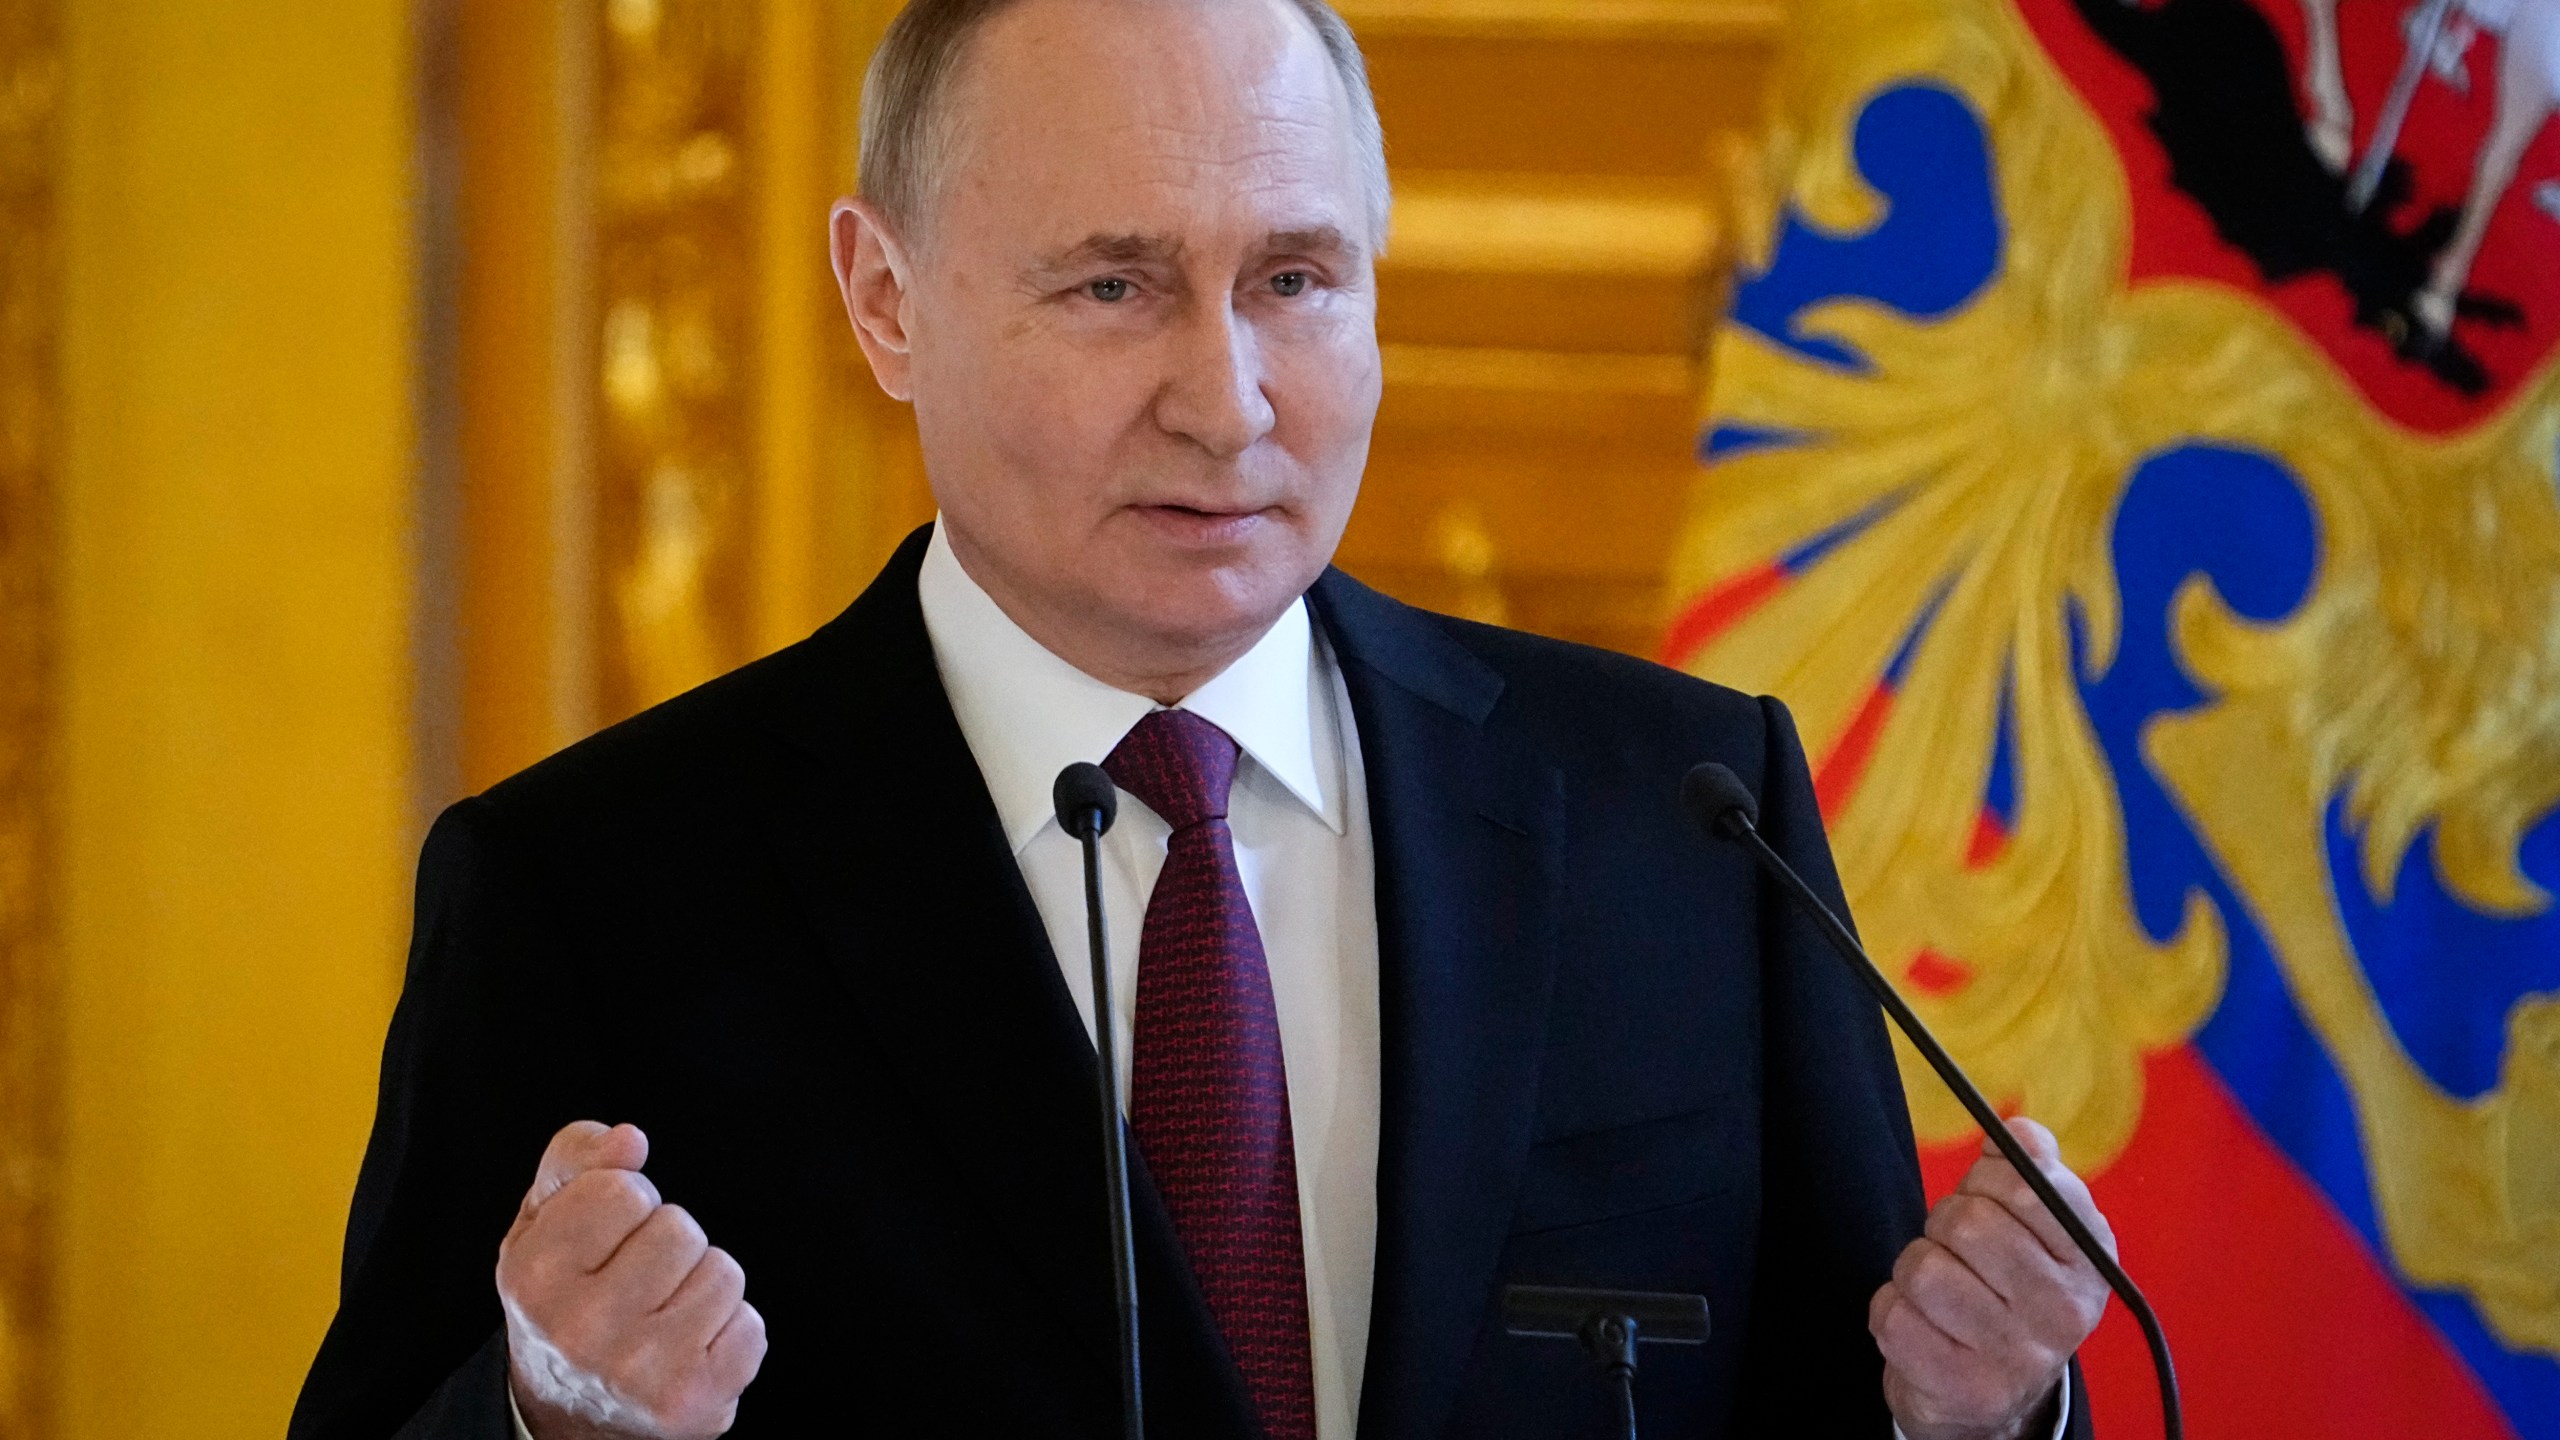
[
  {"left": 2074, "top": 1285, "right": 2110, "bottom": 1333},
  {"left": 1963, "top": 1166, "right": 2033, "bottom": 1216},
  {"left": 558, "top": 1169, "right": 659, "bottom": 1230},
  {"left": 1877, "top": 1308, "right": 1928, "bottom": 1362},
  {"left": 502, "top": 1239, "right": 575, "bottom": 1304},
  {"left": 503, "top": 1248, "right": 554, "bottom": 1299},
  {"left": 1929, "top": 1196, "right": 1994, "bottom": 1250},
  {"left": 657, "top": 1203, "right": 708, "bottom": 1249},
  {"left": 1988, "top": 1168, "right": 2037, "bottom": 1207},
  {"left": 1909, "top": 1245, "right": 1965, "bottom": 1297}
]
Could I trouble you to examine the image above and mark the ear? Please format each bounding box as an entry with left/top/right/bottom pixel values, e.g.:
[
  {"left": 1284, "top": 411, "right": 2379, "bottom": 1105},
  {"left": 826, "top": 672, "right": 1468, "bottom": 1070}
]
[{"left": 831, "top": 198, "right": 917, "bottom": 401}]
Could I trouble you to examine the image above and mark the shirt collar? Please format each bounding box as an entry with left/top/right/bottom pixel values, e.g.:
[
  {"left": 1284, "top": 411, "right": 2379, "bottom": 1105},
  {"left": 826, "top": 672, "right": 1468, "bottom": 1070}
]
[{"left": 916, "top": 520, "right": 1343, "bottom": 853}]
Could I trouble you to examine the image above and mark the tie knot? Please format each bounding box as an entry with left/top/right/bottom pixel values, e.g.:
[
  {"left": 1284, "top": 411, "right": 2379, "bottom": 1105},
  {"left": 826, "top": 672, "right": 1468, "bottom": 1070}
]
[{"left": 1104, "top": 709, "right": 1240, "bottom": 831}]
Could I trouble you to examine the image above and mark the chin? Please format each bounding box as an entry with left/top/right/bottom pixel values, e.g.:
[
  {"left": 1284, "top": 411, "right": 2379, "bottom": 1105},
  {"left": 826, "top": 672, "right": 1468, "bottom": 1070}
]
[{"left": 1109, "top": 552, "right": 1312, "bottom": 648}]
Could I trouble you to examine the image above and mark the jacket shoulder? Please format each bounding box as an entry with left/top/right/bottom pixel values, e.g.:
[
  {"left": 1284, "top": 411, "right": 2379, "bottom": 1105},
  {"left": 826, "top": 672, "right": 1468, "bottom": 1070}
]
[
  {"left": 1414, "top": 604, "right": 1775, "bottom": 761},
  {"left": 470, "top": 627, "right": 838, "bottom": 831}
]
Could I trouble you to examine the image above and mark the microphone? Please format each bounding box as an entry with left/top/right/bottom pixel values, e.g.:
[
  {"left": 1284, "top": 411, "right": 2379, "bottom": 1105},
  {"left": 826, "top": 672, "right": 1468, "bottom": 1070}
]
[
  {"left": 1054, "top": 763, "right": 1142, "bottom": 1440},
  {"left": 1502, "top": 1285, "right": 1709, "bottom": 1440},
  {"left": 1681, "top": 762, "right": 2183, "bottom": 1440},
  {"left": 1056, "top": 761, "right": 1118, "bottom": 843}
]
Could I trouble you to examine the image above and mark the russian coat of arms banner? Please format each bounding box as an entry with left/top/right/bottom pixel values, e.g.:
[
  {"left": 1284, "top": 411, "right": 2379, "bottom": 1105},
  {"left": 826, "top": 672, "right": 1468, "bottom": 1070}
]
[{"left": 1670, "top": 0, "right": 2560, "bottom": 1432}]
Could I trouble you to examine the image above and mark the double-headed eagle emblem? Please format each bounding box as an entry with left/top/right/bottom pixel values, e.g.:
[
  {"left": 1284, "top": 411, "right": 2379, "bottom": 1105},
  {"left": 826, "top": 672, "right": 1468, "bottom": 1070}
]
[{"left": 1671, "top": 0, "right": 2560, "bottom": 1362}]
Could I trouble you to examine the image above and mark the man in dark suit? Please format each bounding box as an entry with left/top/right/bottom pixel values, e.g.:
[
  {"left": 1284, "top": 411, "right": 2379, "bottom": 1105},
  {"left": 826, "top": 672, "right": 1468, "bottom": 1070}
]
[{"left": 290, "top": 0, "right": 2119, "bottom": 1436}]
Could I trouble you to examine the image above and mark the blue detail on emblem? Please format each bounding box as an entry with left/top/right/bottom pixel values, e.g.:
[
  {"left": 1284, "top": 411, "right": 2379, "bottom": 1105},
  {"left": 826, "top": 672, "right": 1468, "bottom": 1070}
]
[
  {"left": 1728, "top": 85, "right": 2005, "bottom": 372},
  {"left": 2326, "top": 802, "right": 2560, "bottom": 1101},
  {"left": 1984, "top": 674, "right": 2020, "bottom": 832},
  {"left": 1701, "top": 423, "right": 1812, "bottom": 463},
  {"left": 1884, "top": 584, "right": 1952, "bottom": 689},
  {"left": 2080, "top": 443, "right": 2560, "bottom": 1435},
  {"left": 1779, "top": 492, "right": 1904, "bottom": 574}
]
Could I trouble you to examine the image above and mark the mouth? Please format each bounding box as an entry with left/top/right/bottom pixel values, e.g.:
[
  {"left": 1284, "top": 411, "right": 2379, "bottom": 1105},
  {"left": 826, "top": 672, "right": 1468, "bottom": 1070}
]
[{"left": 1125, "top": 502, "right": 1279, "bottom": 547}]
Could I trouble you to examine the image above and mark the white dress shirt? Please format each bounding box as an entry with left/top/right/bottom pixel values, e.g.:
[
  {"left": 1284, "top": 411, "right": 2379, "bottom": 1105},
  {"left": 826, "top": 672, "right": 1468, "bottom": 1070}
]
[{"left": 920, "top": 523, "right": 1381, "bottom": 1440}]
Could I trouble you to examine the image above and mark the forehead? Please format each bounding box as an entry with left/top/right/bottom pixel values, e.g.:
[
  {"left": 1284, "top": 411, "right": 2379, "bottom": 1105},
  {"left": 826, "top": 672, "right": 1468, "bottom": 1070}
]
[{"left": 938, "top": 0, "right": 1366, "bottom": 249}]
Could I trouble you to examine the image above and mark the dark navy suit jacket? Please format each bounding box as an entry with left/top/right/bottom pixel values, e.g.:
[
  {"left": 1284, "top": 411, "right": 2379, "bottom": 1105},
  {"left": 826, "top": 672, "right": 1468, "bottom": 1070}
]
[{"left": 289, "top": 527, "right": 2089, "bottom": 1439}]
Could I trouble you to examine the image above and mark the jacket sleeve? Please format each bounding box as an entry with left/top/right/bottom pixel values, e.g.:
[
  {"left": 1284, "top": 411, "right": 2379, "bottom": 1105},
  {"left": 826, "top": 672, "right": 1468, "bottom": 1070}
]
[
  {"left": 390, "top": 1332, "right": 517, "bottom": 1440},
  {"left": 288, "top": 797, "right": 601, "bottom": 1440},
  {"left": 1732, "top": 695, "right": 1929, "bottom": 1436}
]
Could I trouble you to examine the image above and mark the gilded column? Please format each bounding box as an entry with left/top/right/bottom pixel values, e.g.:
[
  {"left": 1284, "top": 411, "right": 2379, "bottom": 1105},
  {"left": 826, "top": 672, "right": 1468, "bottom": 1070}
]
[
  {"left": 0, "top": 0, "right": 57, "bottom": 1433},
  {"left": 593, "top": 0, "right": 761, "bottom": 719}
]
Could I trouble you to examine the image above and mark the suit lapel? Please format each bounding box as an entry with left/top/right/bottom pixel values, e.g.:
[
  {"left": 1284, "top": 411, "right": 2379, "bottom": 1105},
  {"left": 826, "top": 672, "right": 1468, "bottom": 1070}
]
[
  {"left": 750, "top": 529, "right": 1256, "bottom": 1433},
  {"left": 1312, "top": 572, "right": 1566, "bottom": 1440}
]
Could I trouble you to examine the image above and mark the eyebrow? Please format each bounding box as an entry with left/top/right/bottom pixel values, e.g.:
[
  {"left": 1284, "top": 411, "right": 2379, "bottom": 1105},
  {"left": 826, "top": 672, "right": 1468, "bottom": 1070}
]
[
  {"left": 1263, "top": 225, "right": 1359, "bottom": 260},
  {"left": 1028, "top": 224, "right": 1364, "bottom": 278},
  {"left": 1034, "top": 233, "right": 1186, "bottom": 275}
]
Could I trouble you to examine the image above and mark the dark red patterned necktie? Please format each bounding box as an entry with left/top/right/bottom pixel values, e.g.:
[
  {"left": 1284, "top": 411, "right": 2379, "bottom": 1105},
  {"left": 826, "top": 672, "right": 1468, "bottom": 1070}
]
[{"left": 1104, "top": 709, "right": 1317, "bottom": 1440}]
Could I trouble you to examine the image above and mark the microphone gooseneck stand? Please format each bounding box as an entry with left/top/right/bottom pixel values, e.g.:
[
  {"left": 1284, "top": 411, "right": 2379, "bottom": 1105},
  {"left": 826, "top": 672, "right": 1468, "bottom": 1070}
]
[
  {"left": 1501, "top": 1285, "right": 1709, "bottom": 1440},
  {"left": 1054, "top": 763, "right": 1144, "bottom": 1440},
  {"left": 1680, "top": 763, "right": 2184, "bottom": 1440}
]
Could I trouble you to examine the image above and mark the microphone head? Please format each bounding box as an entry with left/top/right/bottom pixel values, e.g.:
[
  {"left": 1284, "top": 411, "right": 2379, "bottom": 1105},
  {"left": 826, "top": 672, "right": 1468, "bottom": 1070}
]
[
  {"left": 1053, "top": 762, "right": 1118, "bottom": 841},
  {"left": 1680, "top": 762, "right": 1760, "bottom": 840}
]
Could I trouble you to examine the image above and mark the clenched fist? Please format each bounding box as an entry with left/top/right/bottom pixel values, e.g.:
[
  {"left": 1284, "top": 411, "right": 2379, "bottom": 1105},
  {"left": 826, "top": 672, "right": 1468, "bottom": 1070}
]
[
  {"left": 497, "top": 1122, "right": 768, "bottom": 1440},
  {"left": 1873, "top": 1117, "right": 2113, "bottom": 1440}
]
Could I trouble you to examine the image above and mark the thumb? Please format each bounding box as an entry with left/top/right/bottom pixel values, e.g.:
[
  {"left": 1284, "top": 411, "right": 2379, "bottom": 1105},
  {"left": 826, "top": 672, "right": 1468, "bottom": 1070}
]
[{"left": 520, "top": 1120, "right": 649, "bottom": 1220}]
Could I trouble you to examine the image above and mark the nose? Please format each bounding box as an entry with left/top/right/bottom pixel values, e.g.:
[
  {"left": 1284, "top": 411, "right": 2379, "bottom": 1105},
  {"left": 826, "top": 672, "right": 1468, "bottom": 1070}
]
[{"left": 1151, "top": 294, "right": 1277, "bottom": 461}]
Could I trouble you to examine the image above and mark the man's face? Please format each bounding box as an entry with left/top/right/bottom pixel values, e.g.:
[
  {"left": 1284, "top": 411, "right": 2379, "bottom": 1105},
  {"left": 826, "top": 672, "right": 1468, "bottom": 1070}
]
[{"left": 842, "top": 0, "right": 1382, "bottom": 691}]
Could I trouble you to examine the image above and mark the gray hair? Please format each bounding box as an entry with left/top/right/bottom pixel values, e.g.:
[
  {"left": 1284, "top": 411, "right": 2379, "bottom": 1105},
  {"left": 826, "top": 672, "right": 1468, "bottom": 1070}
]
[{"left": 859, "top": 0, "right": 1391, "bottom": 247}]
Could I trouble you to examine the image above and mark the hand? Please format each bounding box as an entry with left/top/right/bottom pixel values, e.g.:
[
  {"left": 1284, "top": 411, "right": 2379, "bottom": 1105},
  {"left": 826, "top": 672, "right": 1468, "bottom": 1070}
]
[
  {"left": 1871, "top": 1117, "right": 2112, "bottom": 1440},
  {"left": 496, "top": 1122, "right": 768, "bottom": 1440}
]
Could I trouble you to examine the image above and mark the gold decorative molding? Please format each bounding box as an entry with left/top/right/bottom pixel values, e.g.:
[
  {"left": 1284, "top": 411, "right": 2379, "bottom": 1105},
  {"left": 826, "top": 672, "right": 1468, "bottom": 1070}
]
[
  {"left": 593, "top": 0, "right": 761, "bottom": 718},
  {"left": 1335, "top": 0, "right": 1775, "bottom": 662},
  {"left": 1381, "top": 342, "right": 1693, "bottom": 397},
  {"left": 0, "top": 0, "right": 57, "bottom": 1432},
  {"left": 1387, "top": 173, "right": 1719, "bottom": 280}
]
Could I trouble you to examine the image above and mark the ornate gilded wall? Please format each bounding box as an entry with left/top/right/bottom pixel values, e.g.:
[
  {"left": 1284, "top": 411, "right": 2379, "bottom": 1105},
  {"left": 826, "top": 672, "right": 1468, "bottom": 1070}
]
[
  {"left": 0, "top": 0, "right": 55, "bottom": 1432},
  {"left": 595, "top": 0, "right": 761, "bottom": 716},
  {"left": 554, "top": 0, "right": 882, "bottom": 730}
]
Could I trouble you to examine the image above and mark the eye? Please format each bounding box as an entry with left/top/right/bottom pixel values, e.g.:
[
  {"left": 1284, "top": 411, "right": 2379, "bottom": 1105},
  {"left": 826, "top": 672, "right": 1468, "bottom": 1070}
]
[
  {"left": 1087, "top": 277, "right": 1132, "bottom": 303},
  {"left": 1270, "top": 271, "right": 1311, "bottom": 298}
]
